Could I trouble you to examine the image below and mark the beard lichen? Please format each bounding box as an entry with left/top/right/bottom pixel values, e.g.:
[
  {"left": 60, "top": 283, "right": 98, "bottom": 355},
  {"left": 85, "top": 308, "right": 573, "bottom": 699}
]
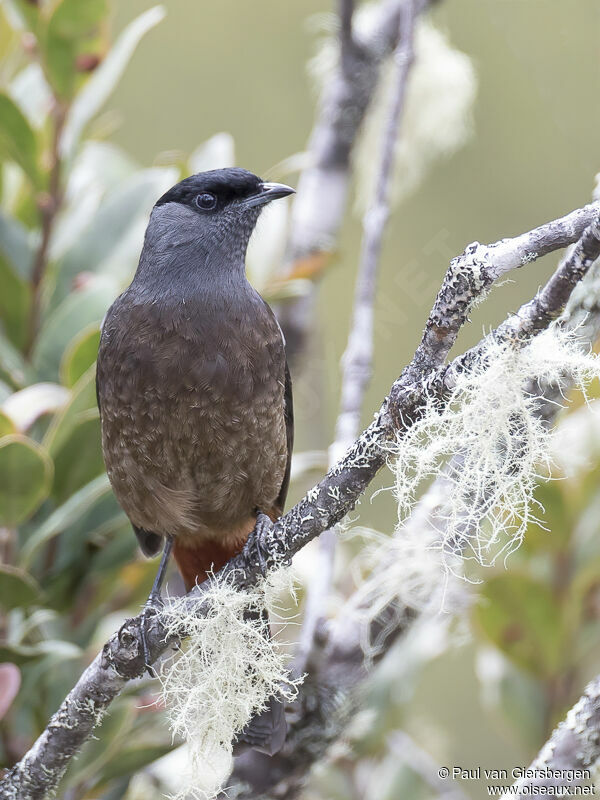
[
  {"left": 393, "top": 326, "right": 600, "bottom": 568},
  {"left": 348, "top": 326, "right": 600, "bottom": 648},
  {"left": 159, "top": 569, "right": 299, "bottom": 800}
]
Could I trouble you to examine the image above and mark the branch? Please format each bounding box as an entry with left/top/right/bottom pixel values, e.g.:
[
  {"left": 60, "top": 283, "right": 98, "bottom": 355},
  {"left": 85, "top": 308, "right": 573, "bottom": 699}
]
[
  {"left": 334, "top": 0, "right": 416, "bottom": 457},
  {"left": 226, "top": 202, "right": 600, "bottom": 798},
  {"left": 296, "top": 0, "right": 417, "bottom": 675},
  {"left": 2, "top": 202, "right": 599, "bottom": 800},
  {"left": 338, "top": 0, "right": 355, "bottom": 73},
  {"left": 279, "top": 0, "right": 429, "bottom": 362},
  {"left": 411, "top": 200, "right": 600, "bottom": 378},
  {"left": 506, "top": 673, "right": 600, "bottom": 799}
]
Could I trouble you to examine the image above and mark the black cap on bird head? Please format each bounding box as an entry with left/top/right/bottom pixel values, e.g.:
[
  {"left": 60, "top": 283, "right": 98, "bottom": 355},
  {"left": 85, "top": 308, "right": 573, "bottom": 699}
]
[
  {"left": 136, "top": 168, "right": 295, "bottom": 290},
  {"left": 155, "top": 167, "right": 294, "bottom": 213}
]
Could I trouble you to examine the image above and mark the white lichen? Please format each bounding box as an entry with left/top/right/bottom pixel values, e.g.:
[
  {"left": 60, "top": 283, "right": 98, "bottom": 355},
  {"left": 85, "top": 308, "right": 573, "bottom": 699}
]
[
  {"left": 159, "top": 570, "right": 300, "bottom": 800},
  {"left": 348, "top": 325, "right": 600, "bottom": 648},
  {"left": 396, "top": 326, "right": 599, "bottom": 567}
]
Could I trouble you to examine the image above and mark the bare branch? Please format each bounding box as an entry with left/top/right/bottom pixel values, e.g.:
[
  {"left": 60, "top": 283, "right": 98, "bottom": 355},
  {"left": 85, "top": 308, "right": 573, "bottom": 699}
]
[
  {"left": 279, "top": 0, "right": 429, "bottom": 361},
  {"left": 413, "top": 200, "right": 600, "bottom": 377},
  {"left": 2, "top": 202, "right": 598, "bottom": 800},
  {"left": 338, "top": 0, "right": 355, "bottom": 73},
  {"left": 296, "top": 0, "right": 417, "bottom": 675},
  {"left": 335, "top": 0, "right": 416, "bottom": 456}
]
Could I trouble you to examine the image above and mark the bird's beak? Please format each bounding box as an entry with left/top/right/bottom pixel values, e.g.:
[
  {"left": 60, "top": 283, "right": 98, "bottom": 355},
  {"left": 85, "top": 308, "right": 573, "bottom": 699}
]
[{"left": 244, "top": 182, "right": 295, "bottom": 208}]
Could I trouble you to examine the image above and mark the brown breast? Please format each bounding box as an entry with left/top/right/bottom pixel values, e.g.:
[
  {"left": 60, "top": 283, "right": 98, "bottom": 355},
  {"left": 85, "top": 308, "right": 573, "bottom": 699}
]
[{"left": 96, "top": 287, "right": 288, "bottom": 542}]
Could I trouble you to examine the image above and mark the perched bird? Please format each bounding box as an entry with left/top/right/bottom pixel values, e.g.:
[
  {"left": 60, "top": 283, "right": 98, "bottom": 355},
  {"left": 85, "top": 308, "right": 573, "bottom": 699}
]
[{"left": 96, "top": 167, "right": 295, "bottom": 754}]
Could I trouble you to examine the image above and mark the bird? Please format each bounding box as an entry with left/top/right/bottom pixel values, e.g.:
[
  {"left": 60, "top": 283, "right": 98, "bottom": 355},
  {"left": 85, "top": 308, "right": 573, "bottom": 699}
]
[{"left": 95, "top": 167, "right": 295, "bottom": 754}]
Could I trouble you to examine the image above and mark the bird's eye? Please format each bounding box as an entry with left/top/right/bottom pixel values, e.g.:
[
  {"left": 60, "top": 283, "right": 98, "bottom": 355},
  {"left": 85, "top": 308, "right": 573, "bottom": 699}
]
[{"left": 195, "top": 192, "right": 217, "bottom": 211}]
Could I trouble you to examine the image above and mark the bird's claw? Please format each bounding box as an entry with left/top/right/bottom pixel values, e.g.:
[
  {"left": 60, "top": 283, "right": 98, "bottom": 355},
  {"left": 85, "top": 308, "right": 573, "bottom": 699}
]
[
  {"left": 244, "top": 512, "right": 273, "bottom": 577},
  {"left": 140, "top": 598, "right": 163, "bottom": 677}
]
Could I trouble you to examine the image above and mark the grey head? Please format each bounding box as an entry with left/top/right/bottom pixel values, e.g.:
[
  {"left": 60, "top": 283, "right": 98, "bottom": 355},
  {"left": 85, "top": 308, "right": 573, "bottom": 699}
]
[{"left": 132, "top": 167, "right": 294, "bottom": 296}]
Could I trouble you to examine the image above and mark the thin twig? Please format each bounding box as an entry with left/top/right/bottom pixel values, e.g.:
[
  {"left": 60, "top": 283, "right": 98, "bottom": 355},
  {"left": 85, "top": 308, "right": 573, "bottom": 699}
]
[
  {"left": 338, "top": 0, "right": 355, "bottom": 73},
  {"left": 295, "top": 0, "right": 417, "bottom": 675},
  {"left": 2, "top": 203, "right": 599, "bottom": 800}
]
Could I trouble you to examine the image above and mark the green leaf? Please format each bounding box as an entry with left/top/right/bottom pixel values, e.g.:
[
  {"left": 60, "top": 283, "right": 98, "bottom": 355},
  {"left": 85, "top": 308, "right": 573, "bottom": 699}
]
[
  {"left": 95, "top": 745, "right": 174, "bottom": 787},
  {"left": 0, "top": 0, "right": 40, "bottom": 35},
  {"left": 0, "top": 434, "right": 53, "bottom": 525},
  {"left": 0, "top": 329, "right": 28, "bottom": 387},
  {"left": 60, "top": 324, "right": 100, "bottom": 388},
  {"left": 2, "top": 382, "right": 69, "bottom": 432},
  {"left": 9, "top": 63, "right": 52, "bottom": 130},
  {"left": 188, "top": 132, "right": 234, "bottom": 173},
  {"left": 61, "top": 6, "right": 166, "bottom": 157},
  {"left": 474, "top": 573, "right": 564, "bottom": 678},
  {"left": 44, "top": 0, "right": 107, "bottom": 99},
  {"left": 21, "top": 473, "right": 111, "bottom": 567},
  {"left": 0, "top": 564, "right": 41, "bottom": 610},
  {"left": 32, "top": 275, "right": 117, "bottom": 381},
  {"left": 63, "top": 701, "right": 135, "bottom": 788},
  {"left": 0, "top": 93, "right": 41, "bottom": 187},
  {"left": 52, "top": 167, "right": 177, "bottom": 308},
  {"left": 48, "top": 142, "right": 137, "bottom": 262},
  {"left": 0, "top": 639, "right": 80, "bottom": 667},
  {"left": 0, "top": 410, "right": 15, "bottom": 436},
  {"left": 0, "top": 208, "right": 35, "bottom": 280},
  {"left": 0, "top": 249, "right": 30, "bottom": 349},
  {"left": 263, "top": 277, "right": 311, "bottom": 302},
  {"left": 52, "top": 413, "right": 104, "bottom": 503},
  {"left": 43, "top": 365, "right": 97, "bottom": 456}
]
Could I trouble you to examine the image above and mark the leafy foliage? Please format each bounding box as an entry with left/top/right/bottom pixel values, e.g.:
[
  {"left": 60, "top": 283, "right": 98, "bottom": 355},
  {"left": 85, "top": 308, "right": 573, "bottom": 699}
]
[{"left": 0, "top": 2, "right": 298, "bottom": 795}]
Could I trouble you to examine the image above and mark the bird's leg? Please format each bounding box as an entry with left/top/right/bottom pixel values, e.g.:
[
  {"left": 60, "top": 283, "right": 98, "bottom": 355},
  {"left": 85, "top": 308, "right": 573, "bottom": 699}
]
[
  {"left": 243, "top": 512, "right": 274, "bottom": 577},
  {"left": 140, "top": 534, "right": 174, "bottom": 675},
  {"left": 148, "top": 533, "right": 174, "bottom": 606}
]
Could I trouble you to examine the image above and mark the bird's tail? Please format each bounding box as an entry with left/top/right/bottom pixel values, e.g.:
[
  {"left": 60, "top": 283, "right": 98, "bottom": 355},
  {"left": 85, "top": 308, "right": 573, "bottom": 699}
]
[{"left": 233, "top": 606, "right": 288, "bottom": 756}]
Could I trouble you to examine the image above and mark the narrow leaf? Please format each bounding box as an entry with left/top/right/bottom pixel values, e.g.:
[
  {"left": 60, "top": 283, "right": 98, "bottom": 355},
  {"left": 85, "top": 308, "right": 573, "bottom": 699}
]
[
  {"left": 0, "top": 93, "right": 41, "bottom": 187},
  {"left": 61, "top": 6, "right": 166, "bottom": 157}
]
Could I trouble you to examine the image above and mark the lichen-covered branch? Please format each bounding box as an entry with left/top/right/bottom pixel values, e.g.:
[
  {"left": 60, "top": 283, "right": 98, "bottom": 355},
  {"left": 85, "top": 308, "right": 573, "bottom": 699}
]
[
  {"left": 2, "top": 203, "right": 598, "bottom": 800},
  {"left": 506, "top": 673, "right": 600, "bottom": 799},
  {"left": 412, "top": 200, "right": 600, "bottom": 377},
  {"left": 224, "top": 206, "right": 600, "bottom": 799}
]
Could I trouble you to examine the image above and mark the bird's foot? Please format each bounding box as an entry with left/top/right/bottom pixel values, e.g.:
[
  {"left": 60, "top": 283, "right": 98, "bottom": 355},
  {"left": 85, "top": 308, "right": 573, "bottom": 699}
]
[
  {"left": 244, "top": 512, "right": 274, "bottom": 578},
  {"left": 140, "top": 596, "right": 163, "bottom": 677}
]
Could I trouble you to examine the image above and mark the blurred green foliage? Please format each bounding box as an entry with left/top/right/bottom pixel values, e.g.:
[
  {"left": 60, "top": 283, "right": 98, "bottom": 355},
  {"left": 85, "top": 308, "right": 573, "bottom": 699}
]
[{"left": 0, "top": 2, "right": 304, "bottom": 795}]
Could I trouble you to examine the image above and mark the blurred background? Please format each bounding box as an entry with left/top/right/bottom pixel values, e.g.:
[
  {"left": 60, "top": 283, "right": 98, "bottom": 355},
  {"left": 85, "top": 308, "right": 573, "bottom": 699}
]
[{"left": 0, "top": 0, "right": 599, "bottom": 797}]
